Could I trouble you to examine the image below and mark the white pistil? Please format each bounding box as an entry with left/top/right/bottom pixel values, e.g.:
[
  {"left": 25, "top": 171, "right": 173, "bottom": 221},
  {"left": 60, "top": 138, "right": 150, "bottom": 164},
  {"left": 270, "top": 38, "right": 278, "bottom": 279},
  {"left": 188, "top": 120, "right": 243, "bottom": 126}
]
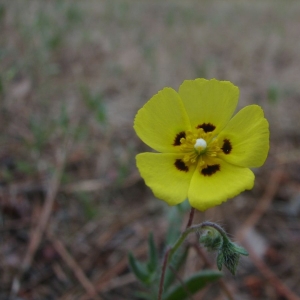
[{"left": 194, "top": 138, "right": 207, "bottom": 152}]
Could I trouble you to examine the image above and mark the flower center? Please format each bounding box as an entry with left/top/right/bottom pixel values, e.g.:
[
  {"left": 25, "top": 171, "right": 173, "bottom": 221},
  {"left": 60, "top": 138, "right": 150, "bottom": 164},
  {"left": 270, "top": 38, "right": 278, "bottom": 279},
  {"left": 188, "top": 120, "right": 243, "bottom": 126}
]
[
  {"left": 194, "top": 138, "right": 207, "bottom": 153},
  {"left": 179, "top": 129, "right": 221, "bottom": 169}
]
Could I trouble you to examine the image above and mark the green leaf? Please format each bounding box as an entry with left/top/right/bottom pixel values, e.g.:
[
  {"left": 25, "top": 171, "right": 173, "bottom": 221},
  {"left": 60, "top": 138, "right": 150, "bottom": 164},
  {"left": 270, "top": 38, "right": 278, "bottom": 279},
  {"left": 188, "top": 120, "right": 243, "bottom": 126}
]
[
  {"left": 65, "top": 6, "right": 83, "bottom": 24},
  {"left": 78, "top": 192, "right": 97, "bottom": 220},
  {"left": 94, "top": 94, "right": 106, "bottom": 124},
  {"left": 199, "top": 227, "right": 223, "bottom": 252},
  {"left": 217, "top": 252, "right": 224, "bottom": 271},
  {"left": 267, "top": 84, "right": 279, "bottom": 104},
  {"left": 134, "top": 291, "right": 156, "bottom": 300},
  {"left": 176, "top": 199, "right": 191, "bottom": 213},
  {"left": 128, "top": 252, "right": 150, "bottom": 285},
  {"left": 217, "top": 239, "right": 248, "bottom": 275},
  {"left": 80, "top": 85, "right": 106, "bottom": 124},
  {"left": 28, "top": 116, "right": 53, "bottom": 152},
  {"left": 164, "top": 248, "right": 188, "bottom": 289},
  {"left": 165, "top": 206, "right": 184, "bottom": 245},
  {"left": 0, "top": 4, "right": 5, "bottom": 22},
  {"left": 198, "top": 223, "right": 248, "bottom": 275},
  {"left": 233, "top": 244, "right": 249, "bottom": 256},
  {"left": 59, "top": 103, "right": 69, "bottom": 131},
  {"left": 163, "top": 270, "right": 222, "bottom": 300},
  {"left": 0, "top": 75, "right": 3, "bottom": 96},
  {"left": 15, "top": 160, "right": 36, "bottom": 175},
  {"left": 147, "top": 232, "right": 158, "bottom": 273}
]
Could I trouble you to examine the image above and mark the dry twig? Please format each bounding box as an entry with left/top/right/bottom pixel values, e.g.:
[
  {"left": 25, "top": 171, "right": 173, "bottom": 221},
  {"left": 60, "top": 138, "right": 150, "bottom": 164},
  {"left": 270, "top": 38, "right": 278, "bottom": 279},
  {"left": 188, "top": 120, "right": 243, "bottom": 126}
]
[
  {"left": 236, "top": 168, "right": 300, "bottom": 300},
  {"left": 47, "top": 231, "right": 100, "bottom": 300},
  {"left": 192, "top": 243, "right": 235, "bottom": 300},
  {"left": 10, "top": 140, "right": 70, "bottom": 298},
  {"left": 243, "top": 240, "right": 300, "bottom": 300},
  {"left": 236, "top": 168, "right": 283, "bottom": 242},
  {"left": 79, "top": 244, "right": 147, "bottom": 300}
]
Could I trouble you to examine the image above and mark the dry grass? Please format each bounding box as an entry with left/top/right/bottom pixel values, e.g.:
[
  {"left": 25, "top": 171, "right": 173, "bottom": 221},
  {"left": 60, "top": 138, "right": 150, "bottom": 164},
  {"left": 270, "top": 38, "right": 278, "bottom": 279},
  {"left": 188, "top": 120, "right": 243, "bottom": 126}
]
[{"left": 1, "top": 1, "right": 300, "bottom": 299}]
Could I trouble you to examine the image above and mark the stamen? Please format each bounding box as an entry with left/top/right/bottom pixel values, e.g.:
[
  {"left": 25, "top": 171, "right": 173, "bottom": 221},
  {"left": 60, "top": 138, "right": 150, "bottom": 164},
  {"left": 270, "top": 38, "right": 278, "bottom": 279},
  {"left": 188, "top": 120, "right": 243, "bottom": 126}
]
[
  {"left": 198, "top": 157, "right": 206, "bottom": 168},
  {"left": 194, "top": 138, "right": 207, "bottom": 152},
  {"left": 178, "top": 129, "right": 223, "bottom": 168},
  {"left": 206, "top": 138, "right": 220, "bottom": 157}
]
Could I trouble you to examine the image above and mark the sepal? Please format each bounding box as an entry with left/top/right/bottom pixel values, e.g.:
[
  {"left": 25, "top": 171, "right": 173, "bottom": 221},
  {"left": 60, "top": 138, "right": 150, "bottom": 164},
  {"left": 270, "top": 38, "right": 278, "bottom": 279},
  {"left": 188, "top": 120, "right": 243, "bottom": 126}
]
[
  {"left": 199, "top": 227, "right": 223, "bottom": 251},
  {"left": 199, "top": 224, "right": 248, "bottom": 275}
]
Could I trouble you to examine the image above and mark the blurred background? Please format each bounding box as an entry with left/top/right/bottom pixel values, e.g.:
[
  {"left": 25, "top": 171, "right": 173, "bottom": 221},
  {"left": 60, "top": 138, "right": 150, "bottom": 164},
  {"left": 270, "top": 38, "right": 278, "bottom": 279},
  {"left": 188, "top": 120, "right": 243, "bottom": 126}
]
[{"left": 1, "top": 0, "right": 300, "bottom": 299}]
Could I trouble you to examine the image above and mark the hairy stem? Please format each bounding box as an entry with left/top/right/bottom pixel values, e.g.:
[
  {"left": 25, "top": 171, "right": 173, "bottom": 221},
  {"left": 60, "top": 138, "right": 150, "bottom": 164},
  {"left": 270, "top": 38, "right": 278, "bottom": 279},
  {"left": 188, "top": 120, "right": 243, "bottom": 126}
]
[
  {"left": 158, "top": 221, "right": 226, "bottom": 299},
  {"left": 186, "top": 207, "right": 195, "bottom": 229},
  {"left": 158, "top": 247, "right": 171, "bottom": 300}
]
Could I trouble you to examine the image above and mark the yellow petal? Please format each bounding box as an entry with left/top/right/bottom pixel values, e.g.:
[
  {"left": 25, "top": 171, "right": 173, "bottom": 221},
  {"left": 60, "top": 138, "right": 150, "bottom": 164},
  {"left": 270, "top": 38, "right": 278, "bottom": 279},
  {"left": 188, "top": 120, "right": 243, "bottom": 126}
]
[
  {"left": 188, "top": 157, "right": 254, "bottom": 211},
  {"left": 179, "top": 79, "right": 239, "bottom": 136},
  {"left": 136, "top": 152, "right": 196, "bottom": 206},
  {"left": 217, "top": 105, "right": 269, "bottom": 168},
  {"left": 134, "top": 88, "right": 191, "bottom": 153}
]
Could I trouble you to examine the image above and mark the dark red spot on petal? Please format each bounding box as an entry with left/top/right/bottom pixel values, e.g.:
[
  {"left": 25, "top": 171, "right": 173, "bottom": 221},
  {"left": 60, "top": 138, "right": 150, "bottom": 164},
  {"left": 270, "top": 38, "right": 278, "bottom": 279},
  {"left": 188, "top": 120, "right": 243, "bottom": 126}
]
[
  {"left": 196, "top": 123, "right": 216, "bottom": 133},
  {"left": 173, "top": 131, "right": 186, "bottom": 146},
  {"left": 221, "top": 139, "right": 232, "bottom": 154},
  {"left": 174, "top": 159, "right": 189, "bottom": 172},
  {"left": 201, "top": 164, "right": 220, "bottom": 176}
]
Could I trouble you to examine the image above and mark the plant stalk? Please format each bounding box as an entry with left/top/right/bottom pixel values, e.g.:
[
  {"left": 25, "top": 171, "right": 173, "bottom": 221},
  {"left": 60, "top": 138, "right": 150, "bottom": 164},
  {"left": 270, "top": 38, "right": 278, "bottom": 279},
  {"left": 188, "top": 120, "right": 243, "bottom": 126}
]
[{"left": 158, "top": 221, "right": 226, "bottom": 299}]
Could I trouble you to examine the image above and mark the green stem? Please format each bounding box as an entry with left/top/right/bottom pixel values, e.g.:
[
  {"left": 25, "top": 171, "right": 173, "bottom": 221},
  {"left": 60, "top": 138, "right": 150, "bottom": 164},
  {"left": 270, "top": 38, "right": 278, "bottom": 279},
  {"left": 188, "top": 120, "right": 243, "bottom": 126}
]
[
  {"left": 168, "top": 221, "right": 226, "bottom": 263},
  {"left": 158, "top": 221, "right": 227, "bottom": 299}
]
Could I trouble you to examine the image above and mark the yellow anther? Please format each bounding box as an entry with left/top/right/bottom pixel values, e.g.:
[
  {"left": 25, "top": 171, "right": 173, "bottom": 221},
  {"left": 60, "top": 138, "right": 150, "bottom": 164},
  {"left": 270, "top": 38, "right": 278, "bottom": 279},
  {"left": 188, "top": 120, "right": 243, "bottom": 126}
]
[{"left": 178, "top": 129, "right": 223, "bottom": 169}]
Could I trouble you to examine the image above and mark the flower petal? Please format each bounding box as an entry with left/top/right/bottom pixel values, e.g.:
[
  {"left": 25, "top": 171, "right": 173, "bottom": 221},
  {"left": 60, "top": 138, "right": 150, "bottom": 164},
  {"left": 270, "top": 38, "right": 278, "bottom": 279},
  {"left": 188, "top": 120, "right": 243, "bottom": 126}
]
[
  {"left": 134, "top": 88, "right": 191, "bottom": 153},
  {"left": 217, "top": 105, "right": 269, "bottom": 168},
  {"left": 136, "top": 152, "right": 196, "bottom": 206},
  {"left": 179, "top": 79, "right": 239, "bottom": 136},
  {"left": 188, "top": 158, "right": 254, "bottom": 211}
]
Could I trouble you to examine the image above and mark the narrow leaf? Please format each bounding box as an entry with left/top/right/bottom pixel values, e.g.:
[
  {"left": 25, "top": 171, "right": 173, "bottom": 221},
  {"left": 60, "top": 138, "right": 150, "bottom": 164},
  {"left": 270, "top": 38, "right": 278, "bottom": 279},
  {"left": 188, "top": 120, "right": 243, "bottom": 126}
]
[
  {"left": 163, "top": 270, "right": 222, "bottom": 300},
  {"left": 128, "top": 252, "right": 149, "bottom": 284},
  {"left": 233, "top": 244, "right": 249, "bottom": 256},
  {"left": 164, "top": 248, "right": 188, "bottom": 289},
  {"left": 217, "top": 252, "right": 224, "bottom": 271},
  {"left": 165, "top": 206, "right": 183, "bottom": 245},
  {"left": 147, "top": 232, "right": 158, "bottom": 273},
  {"left": 134, "top": 291, "right": 156, "bottom": 300}
]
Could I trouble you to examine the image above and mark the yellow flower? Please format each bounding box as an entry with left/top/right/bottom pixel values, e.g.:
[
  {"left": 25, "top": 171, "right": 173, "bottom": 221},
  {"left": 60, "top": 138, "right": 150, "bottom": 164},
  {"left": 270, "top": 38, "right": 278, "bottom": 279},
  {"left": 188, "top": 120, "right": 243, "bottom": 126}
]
[{"left": 134, "top": 79, "right": 269, "bottom": 211}]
